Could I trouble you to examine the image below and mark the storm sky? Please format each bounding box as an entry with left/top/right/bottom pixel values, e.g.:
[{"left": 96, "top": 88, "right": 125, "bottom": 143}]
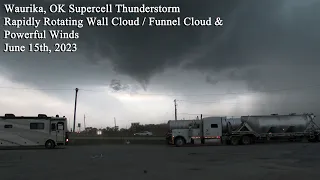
[{"left": 0, "top": 0, "right": 320, "bottom": 129}]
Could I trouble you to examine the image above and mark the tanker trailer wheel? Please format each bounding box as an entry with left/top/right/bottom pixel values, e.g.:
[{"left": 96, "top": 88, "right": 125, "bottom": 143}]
[
  {"left": 174, "top": 137, "right": 185, "bottom": 147},
  {"left": 241, "top": 136, "right": 251, "bottom": 145},
  {"left": 230, "top": 137, "right": 239, "bottom": 145},
  {"left": 308, "top": 135, "right": 317, "bottom": 142}
]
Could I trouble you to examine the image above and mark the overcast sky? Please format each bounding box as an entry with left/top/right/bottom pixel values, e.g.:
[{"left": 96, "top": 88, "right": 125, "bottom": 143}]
[{"left": 1, "top": 0, "right": 320, "bottom": 129}]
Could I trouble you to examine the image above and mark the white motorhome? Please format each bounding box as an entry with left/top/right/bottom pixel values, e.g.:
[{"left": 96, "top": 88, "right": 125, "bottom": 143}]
[{"left": 0, "top": 113, "right": 69, "bottom": 149}]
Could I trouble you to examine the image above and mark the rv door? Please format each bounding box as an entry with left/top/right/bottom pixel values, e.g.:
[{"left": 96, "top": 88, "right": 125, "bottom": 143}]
[{"left": 56, "top": 122, "right": 65, "bottom": 143}]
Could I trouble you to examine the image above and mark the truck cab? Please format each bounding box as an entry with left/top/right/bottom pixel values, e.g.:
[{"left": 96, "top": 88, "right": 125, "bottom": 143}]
[
  {"left": 168, "top": 120, "right": 202, "bottom": 146},
  {"left": 202, "top": 117, "right": 223, "bottom": 137},
  {"left": 169, "top": 117, "right": 225, "bottom": 146},
  {"left": 201, "top": 117, "right": 224, "bottom": 144}
]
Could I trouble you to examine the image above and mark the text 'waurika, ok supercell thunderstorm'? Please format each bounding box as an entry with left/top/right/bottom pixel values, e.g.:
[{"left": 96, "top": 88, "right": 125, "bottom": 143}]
[{"left": 2, "top": 3, "right": 223, "bottom": 53}]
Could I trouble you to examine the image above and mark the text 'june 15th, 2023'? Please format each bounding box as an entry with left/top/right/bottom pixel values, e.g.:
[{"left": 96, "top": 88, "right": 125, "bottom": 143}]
[{"left": 3, "top": 4, "right": 224, "bottom": 53}]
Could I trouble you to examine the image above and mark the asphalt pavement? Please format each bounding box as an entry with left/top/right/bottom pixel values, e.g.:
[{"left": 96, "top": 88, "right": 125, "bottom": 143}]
[{"left": 1, "top": 143, "right": 320, "bottom": 180}]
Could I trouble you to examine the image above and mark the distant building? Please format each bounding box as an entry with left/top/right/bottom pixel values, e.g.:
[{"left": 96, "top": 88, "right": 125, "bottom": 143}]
[{"left": 131, "top": 123, "right": 140, "bottom": 132}]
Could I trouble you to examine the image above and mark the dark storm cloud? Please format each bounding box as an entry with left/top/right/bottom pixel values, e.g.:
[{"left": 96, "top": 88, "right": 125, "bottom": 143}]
[
  {"left": 183, "top": 1, "right": 320, "bottom": 70},
  {"left": 1, "top": 0, "right": 238, "bottom": 86},
  {"left": 1, "top": 0, "right": 320, "bottom": 90}
]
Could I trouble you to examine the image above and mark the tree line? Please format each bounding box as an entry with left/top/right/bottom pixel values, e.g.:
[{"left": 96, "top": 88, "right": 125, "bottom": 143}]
[{"left": 76, "top": 123, "right": 168, "bottom": 136}]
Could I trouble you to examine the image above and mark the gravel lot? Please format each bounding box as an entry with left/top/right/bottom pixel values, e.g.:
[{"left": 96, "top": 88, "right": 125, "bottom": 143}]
[{"left": 1, "top": 143, "right": 320, "bottom": 180}]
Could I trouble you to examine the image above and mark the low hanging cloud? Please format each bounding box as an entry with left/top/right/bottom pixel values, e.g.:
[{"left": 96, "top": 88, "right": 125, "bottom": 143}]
[
  {"left": 205, "top": 76, "right": 219, "bottom": 85},
  {"left": 109, "top": 79, "right": 142, "bottom": 93},
  {"left": 0, "top": 0, "right": 319, "bottom": 92},
  {"left": 109, "top": 79, "right": 129, "bottom": 92}
]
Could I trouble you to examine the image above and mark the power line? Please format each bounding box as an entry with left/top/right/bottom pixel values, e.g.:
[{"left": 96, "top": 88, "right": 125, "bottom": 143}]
[
  {"left": 171, "top": 84, "right": 320, "bottom": 97},
  {"left": 178, "top": 113, "right": 215, "bottom": 117},
  {"left": 0, "top": 86, "right": 74, "bottom": 91},
  {"left": 71, "top": 84, "right": 320, "bottom": 96},
  {"left": 178, "top": 100, "right": 320, "bottom": 105},
  {"left": 178, "top": 100, "right": 221, "bottom": 104},
  {"left": 0, "top": 83, "right": 320, "bottom": 97},
  {"left": 178, "top": 99, "right": 265, "bottom": 104}
]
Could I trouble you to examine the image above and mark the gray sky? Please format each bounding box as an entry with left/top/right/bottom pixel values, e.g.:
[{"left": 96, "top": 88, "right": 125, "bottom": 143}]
[{"left": 1, "top": 0, "right": 320, "bottom": 128}]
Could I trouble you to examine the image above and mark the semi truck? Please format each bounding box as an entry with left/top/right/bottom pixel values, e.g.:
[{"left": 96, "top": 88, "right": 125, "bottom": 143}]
[
  {"left": 0, "top": 113, "right": 69, "bottom": 149},
  {"left": 166, "top": 113, "right": 320, "bottom": 146}
]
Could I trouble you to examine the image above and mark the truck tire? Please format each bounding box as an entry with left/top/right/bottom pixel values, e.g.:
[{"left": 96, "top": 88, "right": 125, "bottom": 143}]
[
  {"left": 308, "top": 135, "right": 317, "bottom": 142},
  {"left": 166, "top": 139, "right": 170, "bottom": 145},
  {"left": 45, "top": 140, "right": 55, "bottom": 149},
  {"left": 174, "top": 137, "right": 185, "bottom": 147},
  {"left": 230, "top": 137, "right": 239, "bottom": 145},
  {"left": 226, "top": 140, "right": 231, "bottom": 145},
  {"left": 241, "top": 136, "right": 251, "bottom": 145}
]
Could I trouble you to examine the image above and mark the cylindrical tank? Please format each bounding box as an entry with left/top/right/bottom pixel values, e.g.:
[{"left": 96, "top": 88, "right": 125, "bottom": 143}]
[
  {"left": 168, "top": 120, "right": 201, "bottom": 129},
  {"left": 222, "top": 118, "right": 242, "bottom": 133},
  {"left": 241, "top": 114, "right": 312, "bottom": 133}
]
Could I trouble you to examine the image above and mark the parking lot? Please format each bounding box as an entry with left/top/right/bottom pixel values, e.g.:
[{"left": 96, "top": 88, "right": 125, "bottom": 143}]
[{"left": 1, "top": 143, "right": 320, "bottom": 180}]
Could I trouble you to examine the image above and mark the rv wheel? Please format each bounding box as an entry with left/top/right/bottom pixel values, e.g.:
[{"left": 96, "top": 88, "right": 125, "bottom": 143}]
[{"left": 45, "top": 140, "right": 55, "bottom": 149}]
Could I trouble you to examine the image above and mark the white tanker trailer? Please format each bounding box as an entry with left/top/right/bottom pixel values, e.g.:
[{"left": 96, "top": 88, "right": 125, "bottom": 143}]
[{"left": 166, "top": 113, "right": 320, "bottom": 146}]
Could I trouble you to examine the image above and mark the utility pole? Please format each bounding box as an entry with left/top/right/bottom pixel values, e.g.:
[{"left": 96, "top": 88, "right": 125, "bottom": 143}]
[
  {"left": 83, "top": 114, "right": 86, "bottom": 132},
  {"left": 73, "top": 88, "right": 79, "bottom": 132},
  {"left": 174, "top": 99, "right": 177, "bottom": 121},
  {"left": 114, "top": 117, "right": 117, "bottom": 129}
]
